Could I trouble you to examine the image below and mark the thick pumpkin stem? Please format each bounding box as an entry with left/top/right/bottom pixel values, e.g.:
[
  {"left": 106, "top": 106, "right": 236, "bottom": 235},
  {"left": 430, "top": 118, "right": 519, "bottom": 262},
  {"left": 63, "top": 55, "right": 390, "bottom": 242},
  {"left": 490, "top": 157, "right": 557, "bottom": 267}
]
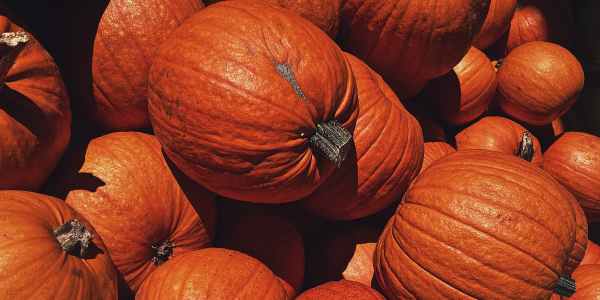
[
  {"left": 53, "top": 219, "right": 94, "bottom": 259},
  {"left": 553, "top": 274, "right": 576, "bottom": 297},
  {"left": 152, "top": 238, "right": 177, "bottom": 266},
  {"left": 495, "top": 58, "right": 504, "bottom": 69},
  {"left": 308, "top": 119, "right": 353, "bottom": 167},
  {"left": 518, "top": 131, "right": 534, "bottom": 162},
  {"left": 0, "top": 31, "right": 29, "bottom": 88}
]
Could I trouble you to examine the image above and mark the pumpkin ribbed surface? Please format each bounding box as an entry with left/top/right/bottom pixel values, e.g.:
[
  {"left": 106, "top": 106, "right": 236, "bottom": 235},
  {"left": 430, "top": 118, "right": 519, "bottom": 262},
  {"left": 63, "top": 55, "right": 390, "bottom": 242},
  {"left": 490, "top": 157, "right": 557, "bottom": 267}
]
[
  {"left": 420, "top": 142, "right": 456, "bottom": 174},
  {"left": 561, "top": 193, "right": 588, "bottom": 277},
  {"left": 580, "top": 240, "right": 600, "bottom": 266},
  {"left": 471, "top": 0, "right": 516, "bottom": 50},
  {"left": 374, "top": 149, "right": 578, "bottom": 300},
  {"left": 256, "top": 0, "right": 341, "bottom": 39},
  {"left": 148, "top": 0, "right": 358, "bottom": 204}
]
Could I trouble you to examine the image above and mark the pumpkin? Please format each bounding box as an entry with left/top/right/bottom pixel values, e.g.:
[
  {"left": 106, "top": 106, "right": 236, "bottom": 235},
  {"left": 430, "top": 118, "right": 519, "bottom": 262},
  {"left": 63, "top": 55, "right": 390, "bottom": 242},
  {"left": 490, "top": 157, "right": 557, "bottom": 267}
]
[
  {"left": 455, "top": 116, "right": 544, "bottom": 167},
  {"left": 0, "top": 16, "right": 71, "bottom": 192},
  {"left": 216, "top": 199, "right": 304, "bottom": 300},
  {"left": 562, "top": 193, "right": 588, "bottom": 277},
  {"left": 136, "top": 248, "right": 287, "bottom": 299},
  {"left": 419, "top": 142, "right": 456, "bottom": 174},
  {"left": 573, "top": 0, "right": 600, "bottom": 75},
  {"left": 41, "top": 132, "right": 217, "bottom": 297},
  {"left": 89, "top": 0, "right": 204, "bottom": 130},
  {"left": 298, "top": 52, "right": 423, "bottom": 221},
  {"left": 471, "top": 0, "right": 517, "bottom": 51},
  {"left": 374, "top": 149, "right": 579, "bottom": 299},
  {"left": 148, "top": 0, "right": 359, "bottom": 204},
  {"left": 0, "top": 190, "right": 117, "bottom": 299},
  {"left": 580, "top": 240, "right": 600, "bottom": 265},
  {"left": 342, "top": 242, "right": 377, "bottom": 287},
  {"left": 339, "top": 0, "right": 490, "bottom": 83},
  {"left": 543, "top": 132, "right": 600, "bottom": 223},
  {"left": 296, "top": 280, "right": 386, "bottom": 300},
  {"left": 495, "top": 41, "right": 584, "bottom": 126},
  {"left": 563, "top": 264, "right": 600, "bottom": 299},
  {"left": 419, "top": 46, "right": 497, "bottom": 126}
]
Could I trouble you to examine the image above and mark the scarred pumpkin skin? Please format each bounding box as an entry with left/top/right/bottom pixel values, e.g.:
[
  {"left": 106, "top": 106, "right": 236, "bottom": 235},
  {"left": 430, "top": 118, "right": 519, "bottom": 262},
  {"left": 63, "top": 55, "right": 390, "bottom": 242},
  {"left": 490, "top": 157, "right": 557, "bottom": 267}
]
[
  {"left": 580, "top": 240, "right": 600, "bottom": 265},
  {"left": 0, "top": 191, "right": 117, "bottom": 300},
  {"left": 296, "top": 280, "right": 386, "bottom": 300},
  {"left": 419, "top": 142, "right": 456, "bottom": 174},
  {"left": 43, "top": 132, "right": 217, "bottom": 296},
  {"left": 90, "top": 0, "right": 204, "bottom": 130},
  {"left": 299, "top": 52, "right": 423, "bottom": 220},
  {"left": 472, "top": 0, "right": 517, "bottom": 50},
  {"left": 495, "top": 41, "right": 584, "bottom": 126},
  {"left": 543, "top": 132, "right": 600, "bottom": 223},
  {"left": 374, "top": 149, "right": 578, "bottom": 300},
  {"left": 420, "top": 46, "right": 497, "bottom": 126},
  {"left": 339, "top": 0, "right": 490, "bottom": 83},
  {"left": 564, "top": 264, "right": 600, "bottom": 299},
  {"left": 455, "top": 116, "right": 544, "bottom": 168},
  {"left": 136, "top": 248, "right": 287, "bottom": 300},
  {"left": 148, "top": 0, "right": 358, "bottom": 204},
  {"left": 0, "top": 15, "right": 71, "bottom": 192}
]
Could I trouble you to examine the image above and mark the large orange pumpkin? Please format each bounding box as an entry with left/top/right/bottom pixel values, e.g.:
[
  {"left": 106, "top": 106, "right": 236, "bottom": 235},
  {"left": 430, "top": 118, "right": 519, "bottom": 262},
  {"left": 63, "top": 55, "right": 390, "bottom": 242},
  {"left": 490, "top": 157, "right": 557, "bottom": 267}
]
[
  {"left": 299, "top": 52, "right": 423, "bottom": 220},
  {"left": 0, "top": 15, "right": 71, "bottom": 192},
  {"left": 543, "top": 132, "right": 600, "bottom": 223},
  {"left": 90, "top": 0, "right": 204, "bottom": 130},
  {"left": 136, "top": 248, "right": 287, "bottom": 299},
  {"left": 339, "top": 0, "right": 490, "bottom": 83},
  {"left": 148, "top": 0, "right": 358, "bottom": 204},
  {"left": 374, "top": 149, "right": 579, "bottom": 299},
  {"left": 42, "top": 132, "right": 217, "bottom": 297},
  {"left": 0, "top": 190, "right": 117, "bottom": 299}
]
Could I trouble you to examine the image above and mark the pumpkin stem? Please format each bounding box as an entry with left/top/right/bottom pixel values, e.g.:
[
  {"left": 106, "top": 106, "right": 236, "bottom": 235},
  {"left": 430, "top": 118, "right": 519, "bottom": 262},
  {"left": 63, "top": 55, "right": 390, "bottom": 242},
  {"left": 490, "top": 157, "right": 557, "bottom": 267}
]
[
  {"left": 495, "top": 58, "right": 504, "bottom": 69},
  {"left": 0, "top": 31, "right": 29, "bottom": 88},
  {"left": 518, "top": 131, "right": 534, "bottom": 162},
  {"left": 53, "top": 219, "right": 94, "bottom": 259},
  {"left": 515, "top": 2, "right": 523, "bottom": 11},
  {"left": 308, "top": 119, "right": 353, "bottom": 167},
  {"left": 553, "top": 274, "right": 576, "bottom": 297},
  {"left": 151, "top": 238, "right": 177, "bottom": 266}
]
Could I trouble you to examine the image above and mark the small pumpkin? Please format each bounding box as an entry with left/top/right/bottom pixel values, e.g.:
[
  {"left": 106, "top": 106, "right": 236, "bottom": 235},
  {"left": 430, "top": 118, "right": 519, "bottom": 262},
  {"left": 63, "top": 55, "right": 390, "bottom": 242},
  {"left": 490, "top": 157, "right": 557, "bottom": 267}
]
[
  {"left": 374, "top": 149, "right": 579, "bottom": 299},
  {"left": 0, "top": 190, "right": 117, "bottom": 299},
  {"left": 580, "top": 240, "right": 600, "bottom": 266},
  {"left": 419, "top": 142, "right": 456, "bottom": 174},
  {"left": 136, "top": 248, "right": 287, "bottom": 299},
  {"left": 148, "top": 0, "right": 359, "bottom": 203},
  {"left": 543, "top": 132, "right": 600, "bottom": 223},
  {"left": 495, "top": 41, "right": 584, "bottom": 126},
  {"left": 296, "top": 280, "right": 386, "bottom": 300}
]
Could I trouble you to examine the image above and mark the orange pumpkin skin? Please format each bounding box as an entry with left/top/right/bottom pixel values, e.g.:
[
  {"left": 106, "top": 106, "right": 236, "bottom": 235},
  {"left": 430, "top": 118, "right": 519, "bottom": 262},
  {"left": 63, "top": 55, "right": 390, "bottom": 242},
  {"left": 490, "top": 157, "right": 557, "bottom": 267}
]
[
  {"left": 420, "top": 46, "right": 497, "bottom": 126},
  {"left": 580, "top": 240, "right": 600, "bottom": 265},
  {"left": 564, "top": 264, "right": 600, "bottom": 299},
  {"left": 339, "top": 0, "right": 490, "bottom": 83},
  {"left": 90, "top": 0, "right": 204, "bottom": 130},
  {"left": 0, "top": 16, "right": 71, "bottom": 192},
  {"left": 148, "top": 0, "right": 358, "bottom": 204},
  {"left": 562, "top": 193, "right": 588, "bottom": 277},
  {"left": 455, "top": 116, "right": 544, "bottom": 168},
  {"left": 136, "top": 248, "right": 287, "bottom": 300},
  {"left": 472, "top": 0, "right": 517, "bottom": 50},
  {"left": 296, "top": 280, "right": 386, "bottom": 300},
  {"left": 495, "top": 41, "right": 584, "bottom": 126},
  {"left": 543, "top": 132, "right": 600, "bottom": 223},
  {"left": 419, "top": 142, "right": 456, "bottom": 174},
  {"left": 254, "top": 0, "right": 341, "bottom": 39},
  {"left": 374, "top": 149, "right": 578, "bottom": 300},
  {"left": 216, "top": 200, "right": 304, "bottom": 300},
  {"left": 299, "top": 53, "right": 423, "bottom": 220},
  {"left": 44, "top": 132, "right": 217, "bottom": 295},
  {"left": 342, "top": 242, "right": 377, "bottom": 287},
  {"left": 0, "top": 191, "right": 117, "bottom": 299}
]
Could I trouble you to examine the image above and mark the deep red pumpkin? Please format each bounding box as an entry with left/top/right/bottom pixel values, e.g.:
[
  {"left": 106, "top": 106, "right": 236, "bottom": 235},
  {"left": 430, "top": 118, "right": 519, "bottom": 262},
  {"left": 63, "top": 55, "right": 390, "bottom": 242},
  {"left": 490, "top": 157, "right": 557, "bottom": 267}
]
[
  {"left": 298, "top": 52, "right": 423, "bottom": 220},
  {"left": 148, "top": 0, "right": 358, "bottom": 204},
  {"left": 0, "top": 190, "right": 117, "bottom": 299}
]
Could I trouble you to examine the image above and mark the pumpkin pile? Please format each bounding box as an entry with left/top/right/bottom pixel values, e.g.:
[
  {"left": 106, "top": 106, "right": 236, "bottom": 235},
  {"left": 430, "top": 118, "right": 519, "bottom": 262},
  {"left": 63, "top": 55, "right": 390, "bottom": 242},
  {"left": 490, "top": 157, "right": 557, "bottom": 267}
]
[{"left": 1, "top": 0, "right": 599, "bottom": 299}]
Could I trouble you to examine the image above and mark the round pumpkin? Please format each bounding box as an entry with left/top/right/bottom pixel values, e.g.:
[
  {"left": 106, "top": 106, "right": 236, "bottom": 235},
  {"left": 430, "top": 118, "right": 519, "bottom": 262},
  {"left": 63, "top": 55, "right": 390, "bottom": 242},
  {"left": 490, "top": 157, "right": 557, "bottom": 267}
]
[
  {"left": 543, "top": 132, "right": 600, "bottom": 223},
  {"left": 0, "top": 15, "right": 71, "bottom": 192},
  {"left": 136, "top": 248, "right": 287, "bottom": 299},
  {"left": 472, "top": 0, "right": 517, "bottom": 50},
  {"left": 299, "top": 52, "right": 423, "bottom": 220},
  {"left": 42, "top": 132, "right": 217, "bottom": 296},
  {"left": 216, "top": 199, "right": 304, "bottom": 300},
  {"left": 0, "top": 190, "right": 117, "bottom": 299},
  {"left": 455, "top": 116, "right": 544, "bottom": 167},
  {"left": 419, "top": 46, "right": 497, "bottom": 126},
  {"left": 419, "top": 142, "right": 456, "bottom": 174},
  {"left": 339, "top": 0, "right": 491, "bottom": 83},
  {"left": 580, "top": 240, "right": 600, "bottom": 266},
  {"left": 374, "top": 149, "right": 579, "bottom": 299},
  {"left": 296, "top": 280, "right": 386, "bottom": 300},
  {"left": 89, "top": 0, "right": 204, "bottom": 130},
  {"left": 495, "top": 41, "right": 584, "bottom": 126},
  {"left": 148, "top": 0, "right": 358, "bottom": 204},
  {"left": 564, "top": 264, "right": 600, "bottom": 299}
]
